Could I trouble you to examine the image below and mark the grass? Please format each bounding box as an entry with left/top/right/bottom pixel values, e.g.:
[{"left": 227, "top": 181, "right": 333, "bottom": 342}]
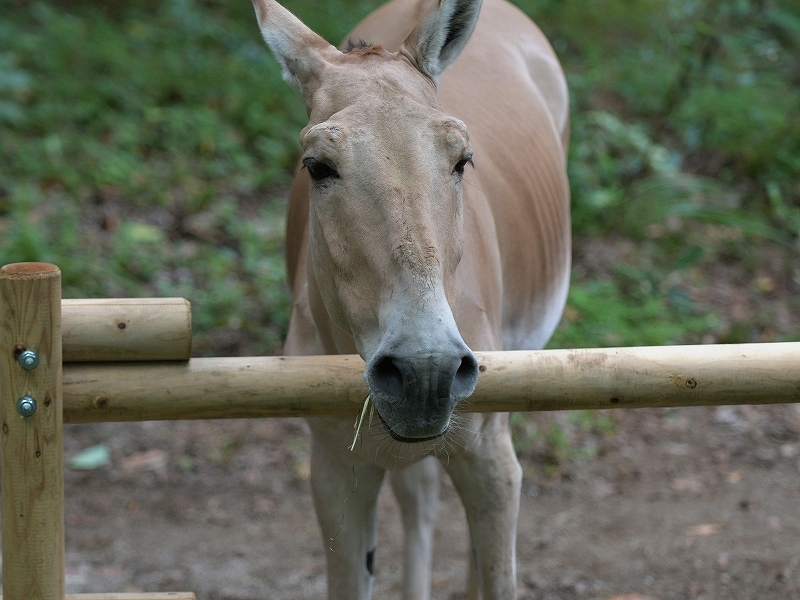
[{"left": 1, "top": 0, "right": 305, "bottom": 353}]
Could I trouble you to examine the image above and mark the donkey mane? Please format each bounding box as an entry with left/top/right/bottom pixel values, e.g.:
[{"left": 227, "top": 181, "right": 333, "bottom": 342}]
[{"left": 343, "top": 37, "right": 384, "bottom": 55}]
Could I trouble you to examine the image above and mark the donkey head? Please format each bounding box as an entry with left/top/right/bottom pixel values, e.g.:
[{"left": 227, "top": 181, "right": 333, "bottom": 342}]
[{"left": 254, "top": 0, "right": 483, "bottom": 443}]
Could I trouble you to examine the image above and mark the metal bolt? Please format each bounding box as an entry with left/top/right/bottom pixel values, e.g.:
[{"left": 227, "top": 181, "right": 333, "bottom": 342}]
[
  {"left": 18, "top": 349, "right": 39, "bottom": 371},
  {"left": 17, "top": 395, "right": 37, "bottom": 417}
]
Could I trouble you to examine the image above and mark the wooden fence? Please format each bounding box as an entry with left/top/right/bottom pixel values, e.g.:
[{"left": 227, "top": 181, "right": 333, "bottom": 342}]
[{"left": 2, "top": 262, "right": 799, "bottom": 600}]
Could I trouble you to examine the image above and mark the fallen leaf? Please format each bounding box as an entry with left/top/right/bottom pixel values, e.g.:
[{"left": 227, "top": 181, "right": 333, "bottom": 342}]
[
  {"left": 593, "top": 480, "right": 615, "bottom": 499},
  {"left": 672, "top": 476, "right": 704, "bottom": 493},
  {"left": 432, "top": 577, "right": 450, "bottom": 591},
  {"left": 119, "top": 449, "right": 167, "bottom": 473},
  {"left": 726, "top": 470, "right": 743, "bottom": 484},
  {"left": 685, "top": 523, "right": 721, "bottom": 536},
  {"left": 68, "top": 444, "right": 110, "bottom": 470},
  {"left": 781, "top": 443, "right": 798, "bottom": 458}
]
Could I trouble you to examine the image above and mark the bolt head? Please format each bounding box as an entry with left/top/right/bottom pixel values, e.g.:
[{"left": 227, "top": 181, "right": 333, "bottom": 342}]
[
  {"left": 18, "top": 349, "right": 39, "bottom": 370},
  {"left": 17, "top": 396, "right": 37, "bottom": 417}
]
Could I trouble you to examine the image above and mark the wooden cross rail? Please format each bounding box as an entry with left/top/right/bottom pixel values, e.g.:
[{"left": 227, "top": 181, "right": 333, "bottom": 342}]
[
  {"left": 60, "top": 298, "right": 191, "bottom": 362},
  {"left": 59, "top": 342, "right": 800, "bottom": 422},
  {"left": 3, "top": 261, "right": 800, "bottom": 599},
  {"left": 0, "top": 595, "right": 196, "bottom": 600}
]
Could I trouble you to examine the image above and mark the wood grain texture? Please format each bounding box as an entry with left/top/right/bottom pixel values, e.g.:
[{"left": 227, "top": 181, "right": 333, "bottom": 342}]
[
  {"left": 62, "top": 298, "right": 191, "bottom": 362},
  {"left": 62, "top": 355, "right": 368, "bottom": 423},
  {"left": 0, "top": 595, "right": 196, "bottom": 600},
  {"left": 61, "top": 342, "right": 800, "bottom": 423},
  {"left": 0, "top": 263, "right": 64, "bottom": 600}
]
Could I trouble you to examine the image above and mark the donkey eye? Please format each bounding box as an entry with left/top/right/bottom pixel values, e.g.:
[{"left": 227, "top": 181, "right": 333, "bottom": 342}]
[
  {"left": 453, "top": 153, "right": 474, "bottom": 176},
  {"left": 303, "top": 157, "right": 340, "bottom": 182}
]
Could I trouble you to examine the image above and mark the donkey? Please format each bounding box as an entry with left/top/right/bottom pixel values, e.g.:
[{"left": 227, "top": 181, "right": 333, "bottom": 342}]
[{"left": 251, "top": 0, "right": 570, "bottom": 597}]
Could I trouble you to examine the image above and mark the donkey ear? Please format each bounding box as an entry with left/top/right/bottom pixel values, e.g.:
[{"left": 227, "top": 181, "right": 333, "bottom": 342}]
[
  {"left": 401, "top": 0, "right": 482, "bottom": 84},
  {"left": 252, "top": 0, "right": 338, "bottom": 93}
]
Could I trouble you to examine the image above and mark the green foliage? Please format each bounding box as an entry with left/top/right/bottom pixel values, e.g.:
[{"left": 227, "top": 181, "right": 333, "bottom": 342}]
[
  {"left": 515, "top": 0, "right": 800, "bottom": 236},
  {"left": 1, "top": 1, "right": 305, "bottom": 199},
  {"left": 569, "top": 110, "right": 714, "bottom": 237},
  {"left": 0, "top": 0, "right": 309, "bottom": 354},
  {"left": 281, "top": 0, "right": 383, "bottom": 45},
  {"left": 512, "top": 410, "right": 617, "bottom": 476},
  {"left": 549, "top": 277, "right": 718, "bottom": 349},
  {"left": 0, "top": 52, "right": 31, "bottom": 125}
]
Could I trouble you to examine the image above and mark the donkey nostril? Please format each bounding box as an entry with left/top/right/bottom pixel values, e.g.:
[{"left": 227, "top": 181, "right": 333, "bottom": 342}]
[
  {"left": 372, "top": 355, "right": 405, "bottom": 398},
  {"left": 451, "top": 352, "right": 479, "bottom": 399},
  {"left": 457, "top": 353, "right": 478, "bottom": 377}
]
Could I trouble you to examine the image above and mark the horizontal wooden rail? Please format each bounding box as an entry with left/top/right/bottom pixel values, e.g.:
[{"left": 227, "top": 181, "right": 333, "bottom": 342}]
[
  {"left": 0, "top": 595, "right": 195, "bottom": 600},
  {"left": 62, "top": 342, "right": 800, "bottom": 423},
  {"left": 62, "top": 298, "right": 191, "bottom": 362}
]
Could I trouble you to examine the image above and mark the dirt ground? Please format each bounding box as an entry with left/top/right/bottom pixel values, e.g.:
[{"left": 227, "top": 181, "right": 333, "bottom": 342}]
[
  {"left": 4, "top": 239, "right": 800, "bottom": 600},
  {"left": 37, "top": 401, "right": 799, "bottom": 600}
]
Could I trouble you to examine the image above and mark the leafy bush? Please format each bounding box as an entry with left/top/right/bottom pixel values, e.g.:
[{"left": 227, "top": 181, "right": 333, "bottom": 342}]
[
  {"left": 515, "top": 0, "right": 800, "bottom": 236},
  {"left": 0, "top": 0, "right": 307, "bottom": 354}
]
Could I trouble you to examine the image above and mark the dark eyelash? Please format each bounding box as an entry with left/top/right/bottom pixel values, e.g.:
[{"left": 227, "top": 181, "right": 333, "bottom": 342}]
[
  {"left": 454, "top": 156, "right": 474, "bottom": 176},
  {"left": 303, "top": 157, "right": 340, "bottom": 182}
]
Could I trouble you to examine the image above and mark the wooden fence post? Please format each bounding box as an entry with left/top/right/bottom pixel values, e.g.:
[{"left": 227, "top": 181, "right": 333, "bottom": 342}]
[{"left": 1, "top": 263, "right": 64, "bottom": 600}]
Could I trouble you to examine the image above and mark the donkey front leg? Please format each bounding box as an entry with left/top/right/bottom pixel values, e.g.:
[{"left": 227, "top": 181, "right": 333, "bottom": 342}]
[
  {"left": 389, "top": 456, "right": 440, "bottom": 600},
  {"left": 309, "top": 433, "right": 385, "bottom": 600},
  {"left": 444, "top": 414, "right": 522, "bottom": 599}
]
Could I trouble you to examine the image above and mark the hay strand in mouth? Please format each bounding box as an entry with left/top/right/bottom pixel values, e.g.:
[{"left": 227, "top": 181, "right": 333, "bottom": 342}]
[{"left": 350, "top": 395, "right": 371, "bottom": 451}]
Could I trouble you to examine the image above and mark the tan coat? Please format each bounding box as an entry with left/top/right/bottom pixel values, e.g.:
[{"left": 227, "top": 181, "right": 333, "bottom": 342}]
[{"left": 253, "top": 1, "right": 570, "bottom": 597}]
